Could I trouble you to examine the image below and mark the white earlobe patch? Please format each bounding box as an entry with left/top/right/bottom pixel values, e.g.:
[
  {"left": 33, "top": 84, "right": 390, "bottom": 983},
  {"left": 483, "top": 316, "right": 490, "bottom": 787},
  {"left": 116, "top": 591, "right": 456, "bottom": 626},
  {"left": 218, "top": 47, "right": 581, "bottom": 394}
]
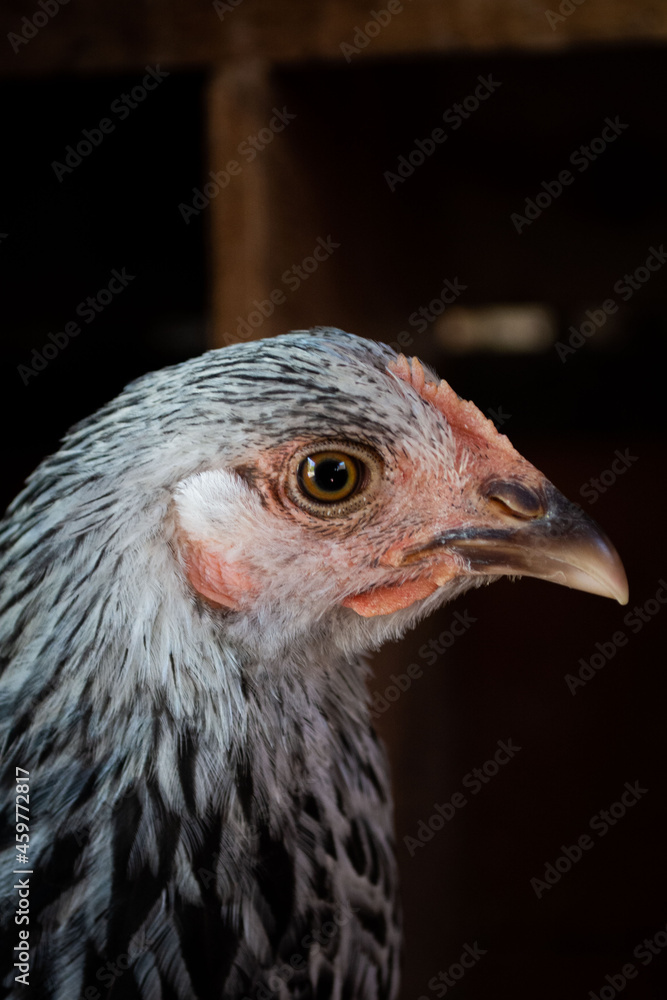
[{"left": 173, "top": 469, "right": 262, "bottom": 609}]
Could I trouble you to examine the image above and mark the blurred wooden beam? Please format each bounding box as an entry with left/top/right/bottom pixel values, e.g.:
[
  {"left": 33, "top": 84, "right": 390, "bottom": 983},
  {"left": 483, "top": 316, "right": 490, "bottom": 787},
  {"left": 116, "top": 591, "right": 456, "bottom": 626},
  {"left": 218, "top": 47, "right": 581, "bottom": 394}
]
[
  {"left": 1, "top": 0, "right": 667, "bottom": 79},
  {"left": 206, "top": 61, "right": 273, "bottom": 347},
  {"left": 206, "top": 62, "right": 346, "bottom": 347}
]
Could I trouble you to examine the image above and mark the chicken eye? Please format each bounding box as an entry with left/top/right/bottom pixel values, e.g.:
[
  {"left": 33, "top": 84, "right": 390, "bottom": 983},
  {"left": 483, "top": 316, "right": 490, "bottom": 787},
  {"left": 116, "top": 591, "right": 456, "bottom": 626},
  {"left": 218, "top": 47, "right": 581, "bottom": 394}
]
[
  {"left": 298, "top": 451, "right": 361, "bottom": 503},
  {"left": 286, "top": 440, "right": 383, "bottom": 518}
]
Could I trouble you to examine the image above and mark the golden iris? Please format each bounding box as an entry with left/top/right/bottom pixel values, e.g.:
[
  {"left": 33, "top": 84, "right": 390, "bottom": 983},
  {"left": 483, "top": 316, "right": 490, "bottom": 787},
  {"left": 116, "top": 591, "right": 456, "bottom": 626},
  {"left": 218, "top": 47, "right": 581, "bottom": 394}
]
[{"left": 298, "top": 451, "right": 361, "bottom": 503}]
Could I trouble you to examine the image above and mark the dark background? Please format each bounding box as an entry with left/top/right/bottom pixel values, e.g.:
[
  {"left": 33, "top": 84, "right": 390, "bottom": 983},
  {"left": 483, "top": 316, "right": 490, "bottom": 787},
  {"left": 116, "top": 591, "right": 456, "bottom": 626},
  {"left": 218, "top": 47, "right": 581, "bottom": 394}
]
[{"left": 1, "top": 4, "right": 666, "bottom": 999}]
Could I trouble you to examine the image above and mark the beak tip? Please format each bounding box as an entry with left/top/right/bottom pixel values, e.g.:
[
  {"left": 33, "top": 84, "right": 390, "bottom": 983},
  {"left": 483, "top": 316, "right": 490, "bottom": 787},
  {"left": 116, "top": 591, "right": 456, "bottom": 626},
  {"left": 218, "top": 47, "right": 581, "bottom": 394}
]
[
  {"left": 564, "top": 539, "right": 629, "bottom": 607},
  {"left": 614, "top": 577, "right": 630, "bottom": 607},
  {"left": 591, "top": 540, "right": 629, "bottom": 607}
]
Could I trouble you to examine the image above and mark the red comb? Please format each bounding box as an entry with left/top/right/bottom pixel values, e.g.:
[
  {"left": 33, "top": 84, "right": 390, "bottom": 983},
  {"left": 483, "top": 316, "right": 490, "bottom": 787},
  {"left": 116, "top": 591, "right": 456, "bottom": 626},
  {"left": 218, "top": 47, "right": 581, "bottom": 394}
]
[{"left": 387, "top": 355, "right": 514, "bottom": 454}]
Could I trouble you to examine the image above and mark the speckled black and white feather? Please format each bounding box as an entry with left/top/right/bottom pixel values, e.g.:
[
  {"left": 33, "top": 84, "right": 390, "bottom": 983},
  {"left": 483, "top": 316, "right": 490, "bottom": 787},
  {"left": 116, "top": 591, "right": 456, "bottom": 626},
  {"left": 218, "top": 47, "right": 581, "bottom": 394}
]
[{"left": 0, "top": 329, "right": 479, "bottom": 1000}]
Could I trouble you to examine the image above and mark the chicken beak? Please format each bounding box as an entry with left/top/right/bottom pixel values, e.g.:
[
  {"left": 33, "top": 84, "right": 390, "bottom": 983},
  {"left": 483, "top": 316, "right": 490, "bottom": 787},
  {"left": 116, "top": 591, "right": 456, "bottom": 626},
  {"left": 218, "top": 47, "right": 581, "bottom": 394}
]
[{"left": 413, "top": 481, "right": 629, "bottom": 605}]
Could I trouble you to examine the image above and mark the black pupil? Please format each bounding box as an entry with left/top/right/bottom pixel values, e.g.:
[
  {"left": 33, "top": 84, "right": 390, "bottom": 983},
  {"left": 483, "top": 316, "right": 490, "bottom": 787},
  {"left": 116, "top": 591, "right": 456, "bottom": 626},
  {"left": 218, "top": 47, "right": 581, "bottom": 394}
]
[{"left": 314, "top": 458, "right": 350, "bottom": 493}]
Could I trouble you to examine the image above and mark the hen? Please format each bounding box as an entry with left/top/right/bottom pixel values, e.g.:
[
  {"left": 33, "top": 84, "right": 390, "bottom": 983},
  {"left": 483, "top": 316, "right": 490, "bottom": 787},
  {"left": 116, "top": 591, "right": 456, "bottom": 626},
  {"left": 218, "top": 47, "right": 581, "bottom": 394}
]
[{"left": 0, "top": 328, "right": 627, "bottom": 1000}]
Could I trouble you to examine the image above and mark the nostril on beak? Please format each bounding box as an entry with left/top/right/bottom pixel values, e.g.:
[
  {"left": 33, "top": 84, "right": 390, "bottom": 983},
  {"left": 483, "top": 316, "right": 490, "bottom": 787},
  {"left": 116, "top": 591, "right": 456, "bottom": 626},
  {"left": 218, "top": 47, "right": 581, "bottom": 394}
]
[{"left": 485, "top": 481, "right": 544, "bottom": 520}]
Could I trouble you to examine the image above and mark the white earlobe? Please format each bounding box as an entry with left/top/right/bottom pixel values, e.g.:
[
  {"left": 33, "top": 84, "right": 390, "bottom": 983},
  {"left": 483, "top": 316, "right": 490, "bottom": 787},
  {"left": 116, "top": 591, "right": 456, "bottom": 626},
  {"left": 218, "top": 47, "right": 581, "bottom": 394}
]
[{"left": 174, "top": 468, "right": 262, "bottom": 541}]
